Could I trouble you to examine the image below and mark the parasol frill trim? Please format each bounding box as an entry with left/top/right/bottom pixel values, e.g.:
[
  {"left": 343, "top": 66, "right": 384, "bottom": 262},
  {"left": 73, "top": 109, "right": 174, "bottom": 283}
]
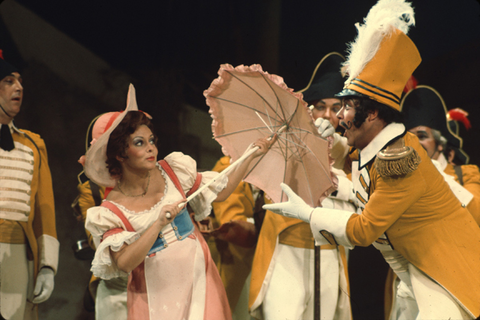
[
  {"left": 204, "top": 63, "right": 308, "bottom": 149},
  {"left": 204, "top": 63, "right": 338, "bottom": 207}
]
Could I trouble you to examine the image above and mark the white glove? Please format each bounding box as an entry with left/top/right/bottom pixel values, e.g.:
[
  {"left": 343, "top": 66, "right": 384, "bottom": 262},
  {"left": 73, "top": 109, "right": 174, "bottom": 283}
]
[
  {"left": 32, "top": 267, "right": 55, "bottom": 304},
  {"left": 314, "top": 118, "right": 335, "bottom": 138},
  {"left": 262, "top": 183, "right": 314, "bottom": 222}
]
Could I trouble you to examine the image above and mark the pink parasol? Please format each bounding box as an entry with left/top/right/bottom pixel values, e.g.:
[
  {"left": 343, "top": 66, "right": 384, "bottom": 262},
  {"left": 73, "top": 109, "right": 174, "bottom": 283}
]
[{"left": 204, "top": 64, "right": 336, "bottom": 207}]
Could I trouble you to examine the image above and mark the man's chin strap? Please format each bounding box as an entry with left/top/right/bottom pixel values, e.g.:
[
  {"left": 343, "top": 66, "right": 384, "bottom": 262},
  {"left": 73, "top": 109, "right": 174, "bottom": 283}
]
[{"left": 0, "top": 103, "right": 12, "bottom": 118}]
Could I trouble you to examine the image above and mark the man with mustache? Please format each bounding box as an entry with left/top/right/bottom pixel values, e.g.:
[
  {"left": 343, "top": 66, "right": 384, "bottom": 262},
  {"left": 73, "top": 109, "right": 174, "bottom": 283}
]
[
  {"left": 0, "top": 51, "right": 58, "bottom": 320},
  {"left": 263, "top": 0, "right": 480, "bottom": 319}
]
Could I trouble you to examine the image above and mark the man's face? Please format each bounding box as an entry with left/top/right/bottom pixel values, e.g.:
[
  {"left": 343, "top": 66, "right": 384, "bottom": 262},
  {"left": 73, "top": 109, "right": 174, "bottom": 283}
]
[
  {"left": 337, "top": 98, "right": 370, "bottom": 150},
  {"left": 408, "top": 125, "right": 442, "bottom": 160},
  {"left": 0, "top": 72, "right": 23, "bottom": 121},
  {"left": 310, "top": 98, "right": 341, "bottom": 129}
]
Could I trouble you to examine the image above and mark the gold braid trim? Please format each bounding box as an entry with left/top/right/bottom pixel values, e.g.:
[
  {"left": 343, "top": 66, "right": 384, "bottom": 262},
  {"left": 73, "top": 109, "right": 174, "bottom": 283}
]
[{"left": 374, "top": 138, "right": 421, "bottom": 177}]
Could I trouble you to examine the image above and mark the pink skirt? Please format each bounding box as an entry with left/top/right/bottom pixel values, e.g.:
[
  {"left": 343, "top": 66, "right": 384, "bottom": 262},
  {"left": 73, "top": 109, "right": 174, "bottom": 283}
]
[{"left": 127, "top": 227, "right": 231, "bottom": 320}]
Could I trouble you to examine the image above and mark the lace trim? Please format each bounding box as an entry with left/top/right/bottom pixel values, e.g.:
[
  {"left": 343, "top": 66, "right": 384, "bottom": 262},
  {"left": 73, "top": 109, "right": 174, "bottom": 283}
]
[{"left": 106, "top": 164, "right": 168, "bottom": 215}]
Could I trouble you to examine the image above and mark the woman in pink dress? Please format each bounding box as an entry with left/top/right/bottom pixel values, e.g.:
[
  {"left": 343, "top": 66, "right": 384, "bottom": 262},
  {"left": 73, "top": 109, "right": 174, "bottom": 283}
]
[{"left": 84, "top": 84, "right": 271, "bottom": 320}]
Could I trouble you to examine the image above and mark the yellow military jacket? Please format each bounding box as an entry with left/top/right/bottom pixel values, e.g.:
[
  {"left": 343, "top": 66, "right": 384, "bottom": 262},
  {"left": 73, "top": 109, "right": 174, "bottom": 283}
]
[
  {"left": 210, "top": 156, "right": 257, "bottom": 310},
  {"left": 11, "top": 128, "right": 58, "bottom": 279},
  {"left": 444, "top": 163, "right": 480, "bottom": 225},
  {"left": 345, "top": 130, "right": 480, "bottom": 318},
  {"left": 76, "top": 178, "right": 106, "bottom": 298},
  {"left": 77, "top": 179, "right": 106, "bottom": 249}
]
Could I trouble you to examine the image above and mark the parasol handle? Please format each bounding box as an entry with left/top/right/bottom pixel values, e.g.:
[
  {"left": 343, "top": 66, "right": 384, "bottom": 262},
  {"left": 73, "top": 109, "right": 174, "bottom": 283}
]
[{"left": 179, "top": 124, "right": 286, "bottom": 208}]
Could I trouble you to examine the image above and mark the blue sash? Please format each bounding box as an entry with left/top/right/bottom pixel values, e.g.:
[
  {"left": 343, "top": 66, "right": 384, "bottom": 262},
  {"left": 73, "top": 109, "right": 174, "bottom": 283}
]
[{"left": 147, "top": 207, "right": 194, "bottom": 255}]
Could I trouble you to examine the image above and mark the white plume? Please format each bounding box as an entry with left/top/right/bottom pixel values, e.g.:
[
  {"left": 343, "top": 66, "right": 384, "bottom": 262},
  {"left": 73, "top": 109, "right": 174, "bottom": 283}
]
[{"left": 343, "top": 0, "right": 415, "bottom": 84}]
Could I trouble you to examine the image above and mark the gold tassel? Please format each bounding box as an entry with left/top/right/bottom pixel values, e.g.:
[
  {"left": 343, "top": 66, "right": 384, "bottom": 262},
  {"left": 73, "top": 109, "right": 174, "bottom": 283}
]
[{"left": 374, "top": 138, "right": 421, "bottom": 177}]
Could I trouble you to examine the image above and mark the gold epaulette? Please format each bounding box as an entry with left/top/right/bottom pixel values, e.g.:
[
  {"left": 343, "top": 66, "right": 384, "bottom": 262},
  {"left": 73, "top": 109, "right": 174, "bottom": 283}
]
[{"left": 374, "top": 138, "right": 421, "bottom": 177}]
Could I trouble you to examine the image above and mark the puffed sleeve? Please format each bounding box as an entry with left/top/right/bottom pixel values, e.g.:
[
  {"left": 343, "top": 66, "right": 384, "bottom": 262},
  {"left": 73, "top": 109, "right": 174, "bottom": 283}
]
[
  {"left": 165, "top": 152, "right": 228, "bottom": 221},
  {"left": 85, "top": 206, "right": 140, "bottom": 279}
]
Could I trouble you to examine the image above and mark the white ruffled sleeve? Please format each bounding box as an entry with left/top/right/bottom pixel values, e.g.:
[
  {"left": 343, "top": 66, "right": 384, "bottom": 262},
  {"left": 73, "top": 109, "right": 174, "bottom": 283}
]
[
  {"left": 164, "top": 152, "right": 228, "bottom": 221},
  {"left": 85, "top": 206, "right": 140, "bottom": 280}
]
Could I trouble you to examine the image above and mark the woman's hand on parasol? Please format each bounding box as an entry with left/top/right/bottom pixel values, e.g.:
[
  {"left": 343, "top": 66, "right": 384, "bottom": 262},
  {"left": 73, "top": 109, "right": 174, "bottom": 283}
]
[
  {"left": 244, "top": 135, "right": 277, "bottom": 158},
  {"left": 160, "top": 199, "right": 186, "bottom": 224},
  {"left": 262, "top": 182, "right": 314, "bottom": 223}
]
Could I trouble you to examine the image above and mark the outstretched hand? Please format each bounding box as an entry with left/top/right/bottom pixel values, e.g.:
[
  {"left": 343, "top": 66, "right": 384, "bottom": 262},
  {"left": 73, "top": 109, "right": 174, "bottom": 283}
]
[
  {"left": 262, "top": 183, "right": 314, "bottom": 223},
  {"left": 248, "top": 135, "right": 277, "bottom": 158}
]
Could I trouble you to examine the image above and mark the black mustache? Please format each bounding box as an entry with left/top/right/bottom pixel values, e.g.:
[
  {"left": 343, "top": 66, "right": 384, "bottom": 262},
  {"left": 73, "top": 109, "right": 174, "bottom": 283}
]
[{"left": 340, "top": 121, "right": 352, "bottom": 130}]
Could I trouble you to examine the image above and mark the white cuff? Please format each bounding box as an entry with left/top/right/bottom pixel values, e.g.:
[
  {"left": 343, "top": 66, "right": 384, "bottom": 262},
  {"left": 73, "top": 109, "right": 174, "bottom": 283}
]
[
  {"left": 37, "top": 234, "right": 59, "bottom": 274},
  {"left": 310, "top": 207, "right": 354, "bottom": 249}
]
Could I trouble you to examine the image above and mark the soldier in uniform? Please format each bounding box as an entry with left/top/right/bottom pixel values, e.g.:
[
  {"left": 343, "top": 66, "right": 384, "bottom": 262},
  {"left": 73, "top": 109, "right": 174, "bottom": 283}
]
[
  {"left": 248, "top": 52, "right": 354, "bottom": 320},
  {"left": 0, "top": 51, "right": 58, "bottom": 320},
  {"left": 382, "top": 86, "right": 480, "bottom": 319},
  {"left": 264, "top": 0, "right": 480, "bottom": 319},
  {"left": 401, "top": 87, "right": 480, "bottom": 224}
]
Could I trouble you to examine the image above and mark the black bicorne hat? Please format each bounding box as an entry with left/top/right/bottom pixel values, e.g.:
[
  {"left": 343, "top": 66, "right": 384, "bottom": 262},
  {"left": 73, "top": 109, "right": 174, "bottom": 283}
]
[
  {"left": 400, "top": 85, "right": 462, "bottom": 150},
  {"left": 298, "top": 52, "right": 345, "bottom": 103},
  {"left": 447, "top": 109, "right": 470, "bottom": 164}
]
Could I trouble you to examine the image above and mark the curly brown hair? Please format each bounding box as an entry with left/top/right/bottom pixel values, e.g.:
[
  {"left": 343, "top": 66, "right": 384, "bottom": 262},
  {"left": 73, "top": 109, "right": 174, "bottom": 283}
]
[
  {"left": 342, "top": 97, "right": 404, "bottom": 128},
  {"left": 106, "top": 111, "right": 157, "bottom": 177}
]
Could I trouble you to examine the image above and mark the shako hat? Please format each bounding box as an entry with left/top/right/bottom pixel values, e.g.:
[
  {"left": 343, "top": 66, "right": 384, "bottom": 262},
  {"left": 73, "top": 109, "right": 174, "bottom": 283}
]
[
  {"left": 336, "top": 0, "right": 421, "bottom": 111},
  {"left": 298, "top": 52, "right": 345, "bottom": 103}
]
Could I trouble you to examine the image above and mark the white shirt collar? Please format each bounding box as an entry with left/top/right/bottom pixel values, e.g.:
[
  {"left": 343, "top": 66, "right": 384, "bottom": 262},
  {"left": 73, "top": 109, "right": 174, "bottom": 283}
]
[
  {"left": 8, "top": 121, "right": 23, "bottom": 134},
  {"left": 358, "top": 122, "right": 406, "bottom": 169},
  {"left": 436, "top": 152, "right": 448, "bottom": 171}
]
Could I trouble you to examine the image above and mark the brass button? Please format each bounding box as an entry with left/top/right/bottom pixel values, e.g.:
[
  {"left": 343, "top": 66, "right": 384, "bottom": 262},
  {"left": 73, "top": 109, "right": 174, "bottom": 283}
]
[
  {"left": 158, "top": 234, "right": 163, "bottom": 238},
  {"left": 164, "top": 244, "right": 168, "bottom": 248},
  {"left": 173, "top": 226, "right": 178, "bottom": 231},
  {"left": 179, "top": 236, "right": 182, "bottom": 240}
]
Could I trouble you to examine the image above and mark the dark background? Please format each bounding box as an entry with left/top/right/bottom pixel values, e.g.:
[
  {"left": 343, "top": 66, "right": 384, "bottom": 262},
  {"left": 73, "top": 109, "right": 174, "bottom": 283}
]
[
  {"left": 13, "top": 0, "right": 480, "bottom": 159},
  {"left": 1, "top": 0, "right": 480, "bottom": 319},
  {"left": 5, "top": 0, "right": 480, "bottom": 159}
]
